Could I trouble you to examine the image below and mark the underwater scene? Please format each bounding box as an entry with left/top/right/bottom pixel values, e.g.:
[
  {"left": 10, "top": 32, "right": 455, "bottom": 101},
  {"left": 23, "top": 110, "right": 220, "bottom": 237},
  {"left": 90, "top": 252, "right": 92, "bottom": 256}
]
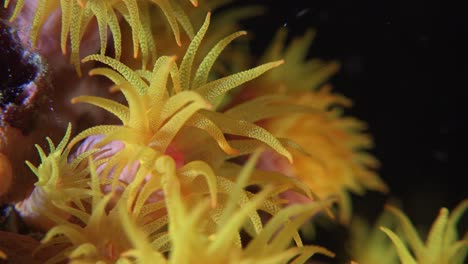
[{"left": 0, "top": 0, "right": 465, "bottom": 263}]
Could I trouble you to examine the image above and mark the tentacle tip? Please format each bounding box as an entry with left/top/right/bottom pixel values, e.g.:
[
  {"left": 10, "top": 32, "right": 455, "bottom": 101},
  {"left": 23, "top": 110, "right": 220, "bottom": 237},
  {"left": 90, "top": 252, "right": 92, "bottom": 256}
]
[
  {"left": 225, "top": 148, "right": 240, "bottom": 156},
  {"left": 439, "top": 207, "right": 449, "bottom": 215},
  {"left": 380, "top": 184, "right": 390, "bottom": 194},
  {"left": 109, "top": 85, "right": 119, "bottom": 93},
  {"left": 81, "top": 56, "right": 91, "bottom": 63},
  {"left": 384, "top": 204, "right": 397, "bottom": 212}
]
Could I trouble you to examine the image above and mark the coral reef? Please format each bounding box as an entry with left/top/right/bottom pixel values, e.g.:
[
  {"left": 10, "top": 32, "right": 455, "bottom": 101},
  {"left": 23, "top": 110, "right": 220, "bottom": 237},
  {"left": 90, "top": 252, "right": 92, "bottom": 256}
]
[{"left": 0, "top": 0, "right": 465, "bottom": 263}]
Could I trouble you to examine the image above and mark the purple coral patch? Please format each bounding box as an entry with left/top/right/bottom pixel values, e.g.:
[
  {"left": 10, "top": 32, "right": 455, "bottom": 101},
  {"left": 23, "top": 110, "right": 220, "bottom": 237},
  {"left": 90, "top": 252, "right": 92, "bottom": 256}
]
[{"left": 0, "top": 19, "right": 48, "bottom": 134}]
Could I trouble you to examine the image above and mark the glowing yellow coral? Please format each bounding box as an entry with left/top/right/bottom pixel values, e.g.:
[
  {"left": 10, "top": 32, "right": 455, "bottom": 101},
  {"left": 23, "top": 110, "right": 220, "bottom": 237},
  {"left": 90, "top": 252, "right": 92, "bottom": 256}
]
[
  {"left": 69, "top": 13, "right": 291, "bottom": 166},
  {"left": 231, "top": 28, "right": 387, "bottom": 223},
  {"left": 258, "top": 28, "right": 340, "bottom": 93},
  {"left": 4, "top": 0, "right": 197, "bottom": 74},
  {"left": 1, "top": 2, "right": 418, "bottom": 263},
  {"left": 161, "top": 152, "right": 334, "bottom": 263},
  {"left": 111, "top": 152, "right": 335, "bottom": 264},
  {"left": 15, "top": 124, "right": 102, "bottom": 230},
  {"left": 349, "top": 207, "right": 400, "bottom": 264},
  {"left": 34, "top": 145, "right": 215, "bottom": 262},
  {"left": 35, "top": 148, "right": 331, "bottom": 264},
  {"left": 380, "top": 200, "right": 468, "bottom": 264},
  {"left": 39, "top": 158, "right": 147, "bottom": 263},
  {"left": 29, "top": 123, "right": 308, "bottom": 261},
  {"left": 266, "top": 98, "right": 387, "bottom": 223}
]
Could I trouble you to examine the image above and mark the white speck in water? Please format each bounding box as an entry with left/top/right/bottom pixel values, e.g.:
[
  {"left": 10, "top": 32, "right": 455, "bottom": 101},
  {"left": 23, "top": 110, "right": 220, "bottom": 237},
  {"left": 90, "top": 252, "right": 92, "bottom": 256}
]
[
  {"left": 433, "top": 151, "right": 448, "bottom": 162},
  {"left": 439, "top": 126, "right": 448, "bottom": 134},
  {"left": 296, "top": 8, "right": 310, "bottom": 18}
]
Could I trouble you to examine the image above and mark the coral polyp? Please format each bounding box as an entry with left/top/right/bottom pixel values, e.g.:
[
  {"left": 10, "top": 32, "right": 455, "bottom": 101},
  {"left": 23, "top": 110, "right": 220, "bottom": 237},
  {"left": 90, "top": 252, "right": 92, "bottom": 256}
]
[
  {"left": 15, "top": 124, "right": 101, "bottom": 230},
  {"left": 4, "top": 0, "right": 197, "bottom": 74},
  {"left": 380, "top": 200, "right": 468, "bottom": 264},
  {"left": 233, "top": 28, "right": 388, "bottom": 223},
  {"left": 68, "top": 13, "right": 292, "bottom": 174}
]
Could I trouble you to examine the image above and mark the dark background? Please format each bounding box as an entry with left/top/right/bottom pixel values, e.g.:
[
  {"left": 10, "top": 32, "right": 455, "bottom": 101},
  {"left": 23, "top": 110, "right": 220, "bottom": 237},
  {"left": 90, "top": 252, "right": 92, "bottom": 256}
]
[{"left": 231, "top": 0, "right": 465, "bottom": 261}]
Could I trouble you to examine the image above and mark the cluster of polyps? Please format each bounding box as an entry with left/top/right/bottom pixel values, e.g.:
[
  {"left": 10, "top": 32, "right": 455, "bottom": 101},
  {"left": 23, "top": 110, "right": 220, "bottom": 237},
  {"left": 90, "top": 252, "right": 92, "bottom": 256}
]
[{"left": 3, "top": 1, "right": 462, "bottom": 264}]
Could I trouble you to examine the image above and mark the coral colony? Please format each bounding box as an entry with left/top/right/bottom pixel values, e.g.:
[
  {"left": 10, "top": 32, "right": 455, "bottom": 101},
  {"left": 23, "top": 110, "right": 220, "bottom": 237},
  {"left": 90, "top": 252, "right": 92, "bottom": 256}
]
[{"left": 0, "top": 1, "right": 466, "bottom": 263}]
